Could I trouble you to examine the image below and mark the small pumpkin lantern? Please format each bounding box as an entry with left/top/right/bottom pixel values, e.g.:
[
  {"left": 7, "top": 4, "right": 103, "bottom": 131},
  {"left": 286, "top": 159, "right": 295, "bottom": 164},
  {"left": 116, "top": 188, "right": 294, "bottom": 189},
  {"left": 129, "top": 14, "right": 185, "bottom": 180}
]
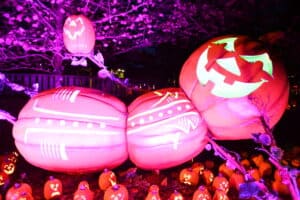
[
  {"left": 192, "top": 185, "right": 212, "bottom": 200},
  {"left": 127, "top": 88, "right": 208, "bottom": 170},
  {"left": 202, "top": 169, "right": 214, "bottom": 185},
  {"left": 7, "top": 151, "right": 19, "bottom": 164},
  {"left": 218, "top": 163, "right": 234, "bottom": 178},
  {"left": 212, "top": 176, "right": 229, "bottom": 193},
  {"left": 169, "top": 190, "right": 184, "bottom": 200},
  {"left": 258, "top": 161, "right": 272, "bottom": 177},
  {"left": 145, "top": 185, "right": 161, "bottom": 200},
  {"left": 228, "top": 172, "right": 245, "bottom": 191},
  {"left": 192, "top": 162, "right": 205, "bottom": 175},
  {"left": 63, "top": 14, "right": 95, "bottom": 54},
  {"left": 0, "top": 171, "right": 9, "bottom": 186},
  {"left": 179, "top": 167, "right": 199, "bottom": 186},
  {"left": 1, "top": 159, "right": 16, "bottom": 175},
  {"left": 179, "top": 35, "right": 289, "bottom": 140},
  {"left": 247, "top": 168, "right": 261, "bottom": 181},
  {"left": 43, "top": 176, "right": 63, "bottom": 200},
  {"left": 251, "top": 154, "right": 265, "bottom": 166},
  {"left": 5, "top": 182, "right": 33, "bottom": 200},
  {"left": 73, "top": 180, "right": 94, "bottom": 200},
  {"left": 272, "top": 180, "right": 290, "bottom": 196},
  {"left": 240, "top": 159, "right": 251, "bottom": 169},
  {"left": 212, "top": 189, "right": 229, "bottom": 200},
  {"left": 103, "top": 184, "right": 128, "bottom": 200},
  {"left": 98, "top": 168, "right": 117, "bottom": 190}
]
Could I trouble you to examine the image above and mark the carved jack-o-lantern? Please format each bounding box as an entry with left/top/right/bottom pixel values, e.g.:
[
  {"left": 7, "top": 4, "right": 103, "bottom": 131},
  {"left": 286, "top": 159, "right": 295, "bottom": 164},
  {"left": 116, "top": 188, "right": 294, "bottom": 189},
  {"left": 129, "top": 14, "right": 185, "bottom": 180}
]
[
  {"left": 145, "top": 185, "right": 161, "bottom": 200},
  {"left": 63, "top": 14, "right": 95, "bottom": 54},
  {"left": 179, "top": 167, "right": 199, "bottom": 186},
  {"left": 98, "top": 168, "right": 117, "bottom": 190},
  {"left": 103, "top": 184, "right": 128, "bottom": 200},
  {"left": 73, "top": 181, "right": 94, "bottom": 200},
  {"left": 127, "top": 88, "right": 208, "bottom": 169},
  {"left": 1, "top": 159, "right": 16, "bottom": 175},
  {"left": 5, "top": 183, "right": 33, "bottom": 200},
  {"left": 192, "top": 185, "right": 212, "bottom": 200},
  {"left": 43, "top": 176, "right": 63, "bottom": 200},
  {"left": 180, "top": 35, "right": 289, "bottom": 140}
]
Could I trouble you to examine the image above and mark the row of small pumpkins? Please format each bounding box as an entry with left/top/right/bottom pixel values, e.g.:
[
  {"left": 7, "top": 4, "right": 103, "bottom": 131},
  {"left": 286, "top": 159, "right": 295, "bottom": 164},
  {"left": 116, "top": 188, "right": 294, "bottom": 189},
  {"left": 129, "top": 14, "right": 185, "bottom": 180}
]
[
  {"left": 3, "top": 153, "right": 293, "bottom": 199},
  {"left": 12, "top": 35, "right": 289, "bottom": 173}
]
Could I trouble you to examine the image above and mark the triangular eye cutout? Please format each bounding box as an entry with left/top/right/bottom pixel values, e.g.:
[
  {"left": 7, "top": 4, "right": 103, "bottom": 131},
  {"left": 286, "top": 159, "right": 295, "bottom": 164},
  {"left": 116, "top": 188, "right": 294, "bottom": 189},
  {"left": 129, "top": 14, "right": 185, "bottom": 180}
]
[{"left": 216, "top": 57, "right": 241, "bottom": 76}]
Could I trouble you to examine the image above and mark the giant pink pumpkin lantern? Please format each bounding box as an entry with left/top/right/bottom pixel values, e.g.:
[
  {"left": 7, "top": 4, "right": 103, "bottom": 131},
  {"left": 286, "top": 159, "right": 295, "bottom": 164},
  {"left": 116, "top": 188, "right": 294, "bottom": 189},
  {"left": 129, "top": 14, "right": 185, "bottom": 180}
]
[
  {"left": 12, "top": 86, "right": 127, "bottom": 173},
  {"left": 63, "top": 14, "right": 95, "bottom": 54},
  {"left": 127, "top": 88, "right": 208, "bottom": 170},
  {"left": 179, "top": 35, "right": 289, "bottom": 140}
]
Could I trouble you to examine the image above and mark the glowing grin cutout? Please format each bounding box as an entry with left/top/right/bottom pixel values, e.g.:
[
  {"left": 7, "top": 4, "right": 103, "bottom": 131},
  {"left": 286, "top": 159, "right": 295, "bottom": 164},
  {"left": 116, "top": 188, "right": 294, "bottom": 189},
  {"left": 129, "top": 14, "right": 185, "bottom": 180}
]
[
  {"left": 196, "top": 37, "right": 273, "bottom": 98},
  {"left": 63, "top": 17, "right": 86, "bottom": 40}
]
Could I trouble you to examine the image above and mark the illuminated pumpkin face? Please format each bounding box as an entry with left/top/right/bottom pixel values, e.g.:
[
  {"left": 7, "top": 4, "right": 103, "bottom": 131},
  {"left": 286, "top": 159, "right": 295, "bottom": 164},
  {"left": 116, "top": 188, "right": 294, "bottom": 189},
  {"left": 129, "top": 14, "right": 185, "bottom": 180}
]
[
  {"left": 63, "top": 14, "right": 95, "bottom": 54},
  {"left": 5, "top": 183, "right": 33, "bottom": 200},
  {"left": 196, "top": 37, "right": 273, "bottom": 98},
  {"left": 1, "top": 160, "right": 16, "bottom": 175},
  {"left": 43, "top": 176, "right": 63, "bottom": 199},
  {"left": 179, "top": 35, "right": 289, "bottom": 140},
  {"left": 103, "top": 184, "right": 128, "bottom": 200}
]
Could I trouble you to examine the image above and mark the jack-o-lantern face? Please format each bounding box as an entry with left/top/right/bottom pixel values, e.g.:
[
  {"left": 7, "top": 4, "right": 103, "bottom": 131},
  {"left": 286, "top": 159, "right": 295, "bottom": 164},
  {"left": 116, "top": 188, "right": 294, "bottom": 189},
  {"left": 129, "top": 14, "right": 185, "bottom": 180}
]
[
  {"left": 1, "top": 160, "right": 16, "bottom": 175},
  {"left": 63, "top": 14, "right": 95, "bottom": 54},
  {"left": 179, "top": 35, "right": 289, "bottom": 140},
  {"left": 196, "top": 37, "right": 273, "bottom": 98},
  {"left": 43, "top": 176, "right": 63, "bottom": 199}
]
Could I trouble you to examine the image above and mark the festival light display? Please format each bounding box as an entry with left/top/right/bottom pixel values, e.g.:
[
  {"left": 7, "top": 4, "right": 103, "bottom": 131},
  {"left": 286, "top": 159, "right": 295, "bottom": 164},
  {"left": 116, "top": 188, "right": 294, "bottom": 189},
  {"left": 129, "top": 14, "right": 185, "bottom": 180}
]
[
  {"left": 179, "top": 35, "right": 289, "bottom": 140},
  {"left": 12, "top": 86, "right": 128, "bottom": 173},
  {"left": 127, "top": 87, "right": 208, "bottom": 169}
]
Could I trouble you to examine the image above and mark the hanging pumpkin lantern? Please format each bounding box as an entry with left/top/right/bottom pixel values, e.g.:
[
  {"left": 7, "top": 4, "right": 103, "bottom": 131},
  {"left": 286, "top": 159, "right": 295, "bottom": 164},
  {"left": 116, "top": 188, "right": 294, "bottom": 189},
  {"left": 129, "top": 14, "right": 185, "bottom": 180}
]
[
  {"left": 13, "top": 86, "right": 128, "bottom": 173},
  {"left": 5, "top": 182, "right": 33, "bottom": 200},
  {"left": 251, "top": 154, "right": 265, "bottom": 166},
  {"left": 179, "top": 35, "right": 289, "bottom": 140},
  {"left": 169, "top": 190, "right": 184, "bottom": 200},
  {"left": 127, "top": 87, "right": 208, "bottom": 169},
  {"left": 145, "top": 185, "right": 161, "bottom": 200},
  {"left": 103, "top": 184, "right": 128, "bottom": 200},
  {"left": 73, "top": 180, "right": 94, "bottom": 200},
  {"left": 179, "top": 167, "right": 199, "bottom": 186},
  {"left": 63, "top": 14, "right": 95, "bottom": 54},
  {"left": 258, "top": 161, "right": 272, "bottom": 177},
  {"left": 212, "top": 176, "right": 229, "bottom": 193},
  {"left": 192, "top": 185, "right": 212, "bottom": 200},
  {"left": 98, "top": 168, "right": 117, "bottom": 190},
  {"left": 43, "top": 176, "right": 63, "bottom": 200}
]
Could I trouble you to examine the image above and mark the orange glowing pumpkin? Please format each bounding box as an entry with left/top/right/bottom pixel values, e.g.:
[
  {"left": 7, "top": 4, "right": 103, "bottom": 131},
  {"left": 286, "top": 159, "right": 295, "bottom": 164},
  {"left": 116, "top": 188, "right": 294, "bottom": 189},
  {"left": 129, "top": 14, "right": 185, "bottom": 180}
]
[
  {"left": 63, "top": 14, "right": 95, "bottom": 54},
  {"left": 43, "top": 176, "right": 63, "bottom": 200},
  {"left": 179, "top": 167, "right": 199, "bottom": 186},
  {"left": 98, "top": 168, "right": 117, "bottom": 190},
  {"left": 0, "top": 171, "right": 8, "bottom": 186},
  {"left": 145, "top": 185, "right": 161, "bottom": 200},
  {"left": 103, "top": 184, "right": 128, "bottom": 200},
  {"left": 5, "top": 183, "right": 33, "bottom": 200},
  {"left": 73, "top": 180, "right": 94, "bottom": 200},
  {"left": 212, "top": 176, "right": 229, "bottom": 193},
  {"left": 169, "top": 190, "right": 184, "bottom": 200},
  {"left": 192, "top": 185, "right": 212, "bottom": 200},
  {"left": 179, "top": 35, "right": 289, "bottom": 140}
]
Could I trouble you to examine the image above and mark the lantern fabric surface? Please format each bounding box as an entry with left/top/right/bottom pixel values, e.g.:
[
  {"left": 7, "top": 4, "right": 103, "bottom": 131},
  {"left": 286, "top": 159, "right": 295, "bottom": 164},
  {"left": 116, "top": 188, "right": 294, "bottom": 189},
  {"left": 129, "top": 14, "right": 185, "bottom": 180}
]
[
  {"left": 127, "top": 88, "right": 208, "bottom": 170},
  {"left": 63, "top": 14, "right": 95, "bottom": 54},
  {"left": 13, "top": 86, "right": 128, "bottom": 173},
  {"left": 179, "top": 35, "right": 289, "bottom": 140}
]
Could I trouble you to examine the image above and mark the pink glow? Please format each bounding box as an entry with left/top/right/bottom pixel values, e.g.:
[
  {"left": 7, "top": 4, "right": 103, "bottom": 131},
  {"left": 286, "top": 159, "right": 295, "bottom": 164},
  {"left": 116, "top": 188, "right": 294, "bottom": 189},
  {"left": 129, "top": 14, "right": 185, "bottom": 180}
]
[
  {"left": 127, "top": 88, "right": 208, "bottom": 170},
  {"left": 13, "top": 87, "right": 128, "bottom": 173}
]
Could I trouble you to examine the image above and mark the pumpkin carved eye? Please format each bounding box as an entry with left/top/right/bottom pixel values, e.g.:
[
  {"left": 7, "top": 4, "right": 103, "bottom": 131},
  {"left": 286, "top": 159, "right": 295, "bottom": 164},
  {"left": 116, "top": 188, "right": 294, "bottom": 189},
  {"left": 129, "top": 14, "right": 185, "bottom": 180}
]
[{"left": 196, "top": 37, "right": 274, "bottom": 98}]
